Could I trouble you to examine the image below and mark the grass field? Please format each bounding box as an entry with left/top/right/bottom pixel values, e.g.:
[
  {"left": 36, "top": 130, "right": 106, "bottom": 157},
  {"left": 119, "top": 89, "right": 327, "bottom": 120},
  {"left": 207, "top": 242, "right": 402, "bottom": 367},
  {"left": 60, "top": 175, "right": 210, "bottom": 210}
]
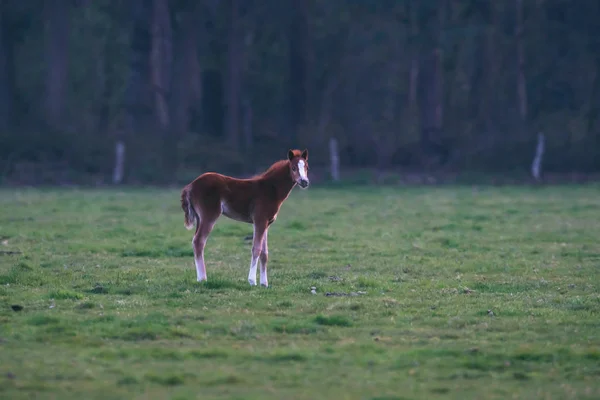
[{"left": 1, "top": 184, "right": 599, "bottom": 399}]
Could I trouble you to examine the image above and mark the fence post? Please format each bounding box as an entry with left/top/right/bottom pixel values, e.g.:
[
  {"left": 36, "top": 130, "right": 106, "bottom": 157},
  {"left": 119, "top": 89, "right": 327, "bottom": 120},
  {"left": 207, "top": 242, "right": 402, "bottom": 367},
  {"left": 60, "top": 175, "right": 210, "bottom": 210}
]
[
  {"left": 531, "top": 132, "right": 544, "bottom": 181},
  {"left": 113, "top": 140, "right": 126, "bottom": 184},
  {"left": 329, "top": 137, "right": 340, "bottom": 182}
]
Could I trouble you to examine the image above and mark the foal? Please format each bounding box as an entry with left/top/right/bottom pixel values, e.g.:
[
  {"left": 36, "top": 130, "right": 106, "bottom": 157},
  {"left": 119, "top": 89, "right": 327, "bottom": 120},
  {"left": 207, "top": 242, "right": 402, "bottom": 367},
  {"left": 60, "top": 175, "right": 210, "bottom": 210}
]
[{"left": 180, "top": 149, "right": 310, "bottom": 287}]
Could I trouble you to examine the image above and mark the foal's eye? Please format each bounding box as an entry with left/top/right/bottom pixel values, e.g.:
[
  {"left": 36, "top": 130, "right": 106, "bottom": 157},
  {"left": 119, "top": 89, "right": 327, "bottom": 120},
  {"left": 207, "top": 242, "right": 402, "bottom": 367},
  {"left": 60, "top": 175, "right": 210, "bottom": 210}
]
[{"left": 292, "top": 167, "right": 297, "bottom": 172}]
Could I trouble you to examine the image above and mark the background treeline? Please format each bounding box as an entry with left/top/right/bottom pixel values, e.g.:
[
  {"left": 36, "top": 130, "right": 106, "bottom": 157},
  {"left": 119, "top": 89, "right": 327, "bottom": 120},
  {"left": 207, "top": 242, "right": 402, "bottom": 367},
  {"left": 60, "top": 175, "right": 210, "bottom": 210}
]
[{"left": 1, "top": 0, "right": 599, "bottom": 185}]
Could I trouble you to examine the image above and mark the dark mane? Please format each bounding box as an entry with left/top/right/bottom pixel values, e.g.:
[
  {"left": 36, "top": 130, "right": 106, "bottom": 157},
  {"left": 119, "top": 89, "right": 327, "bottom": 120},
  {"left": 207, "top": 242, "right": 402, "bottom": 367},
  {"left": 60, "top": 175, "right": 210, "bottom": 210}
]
[{"left": 253, "top": 159, "right": 289, "bottom": 180}]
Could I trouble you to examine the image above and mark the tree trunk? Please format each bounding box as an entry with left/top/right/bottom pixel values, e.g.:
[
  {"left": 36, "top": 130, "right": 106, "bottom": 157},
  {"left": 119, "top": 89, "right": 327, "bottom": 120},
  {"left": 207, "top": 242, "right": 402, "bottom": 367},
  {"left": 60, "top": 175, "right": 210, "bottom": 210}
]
[
  {"left": 225, "top": 0, "right": 241, "bottom": 150},
  {"left": 43, "top": 0, "right": 70, "bottom": 130},
  {"left": 515, "top": 0, "right": 528, "bottom": 121},
  {"left": 0, "top": 2, "right": 14, "bottom": 131},
  {"left": 125, "top": 0, "right": 151, "bottom": 136},
  {"left": 484, "top": 0, "right": 498, "bottom": 134},
  {"left": 420, "top": 0, "right": 446, "bottom": 166},
  {"left": 316, "top": 76, "right": 338, "bottom": 140},
  {"left": 288, "top": 0, "right": 310, "bottom": 143},
  {"left": 150, "top": 0, "right": 172, "bottom": 132},
  {"left": 242, "top": 96, "right": 253, "bottom": 173},
  {"left": 467, "top": 22, "right": 485, "bottom": 132},
  {"left": 433, "top": 2, "right": 445, "bottom": 135},
  {"left": 408, "top": 61, "right": 419, "bottom": 112},
  {"left": 588, "top": 63, "right": 600, "bottom": 135},
  {"left": 377, "top": 41, "right": 402, "bottom": 171},
  {"left": 120, "top": 0, "right": 152, "bottom": 182},
  {"left": 587, "top": 58, "right": 600, "bottom": 169},
  {"left": 97, "top": 36, "right": 110, "bottom": 135},
  {"left": 408, "top": 0, "right": 419, "bottom": 110},
  {"left": 170, "top": 5, "right": 200, "bottom": 138}
]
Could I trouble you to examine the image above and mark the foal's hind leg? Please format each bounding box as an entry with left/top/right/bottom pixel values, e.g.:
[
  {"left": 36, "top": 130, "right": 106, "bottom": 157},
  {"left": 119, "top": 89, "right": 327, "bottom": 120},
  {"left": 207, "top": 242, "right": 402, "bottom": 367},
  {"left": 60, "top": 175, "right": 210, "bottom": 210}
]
[
  {"left": 259, "top": 228, "right": 269, "bottom": 287},
  {"left": 193, "top": 212, "right": 219, "bottom": 282},
  {"left": 248, "top": 222, "right": 267, "bottom": 286}
]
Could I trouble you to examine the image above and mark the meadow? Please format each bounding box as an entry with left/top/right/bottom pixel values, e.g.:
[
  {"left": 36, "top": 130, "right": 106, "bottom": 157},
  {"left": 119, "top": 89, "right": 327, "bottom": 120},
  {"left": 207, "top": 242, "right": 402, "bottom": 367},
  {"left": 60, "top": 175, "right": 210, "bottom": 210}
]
[{"left": 0, "top": 184, "right": 599, "bottom": 399}]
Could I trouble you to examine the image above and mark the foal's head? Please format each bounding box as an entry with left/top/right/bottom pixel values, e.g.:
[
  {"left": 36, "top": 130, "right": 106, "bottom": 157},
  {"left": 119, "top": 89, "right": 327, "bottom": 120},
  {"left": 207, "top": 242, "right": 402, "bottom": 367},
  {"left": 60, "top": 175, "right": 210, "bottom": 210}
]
[{"left": 287, "top": 149, "right": 309, "bottom": 189}]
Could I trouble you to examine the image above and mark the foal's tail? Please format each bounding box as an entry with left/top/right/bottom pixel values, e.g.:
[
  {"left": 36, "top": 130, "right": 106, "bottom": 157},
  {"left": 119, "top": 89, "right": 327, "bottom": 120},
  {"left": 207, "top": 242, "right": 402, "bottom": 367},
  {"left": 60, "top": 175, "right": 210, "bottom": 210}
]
[{"left": 180, "top": 185, "right": 198, "bottom": 230}]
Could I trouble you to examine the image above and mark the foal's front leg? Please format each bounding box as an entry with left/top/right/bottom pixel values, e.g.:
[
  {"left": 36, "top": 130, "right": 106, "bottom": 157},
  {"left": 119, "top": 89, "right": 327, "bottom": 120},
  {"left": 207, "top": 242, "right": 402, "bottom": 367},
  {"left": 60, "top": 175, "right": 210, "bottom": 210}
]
[{"left": 248, "top": 222, "right": 266, "bottom": 286}]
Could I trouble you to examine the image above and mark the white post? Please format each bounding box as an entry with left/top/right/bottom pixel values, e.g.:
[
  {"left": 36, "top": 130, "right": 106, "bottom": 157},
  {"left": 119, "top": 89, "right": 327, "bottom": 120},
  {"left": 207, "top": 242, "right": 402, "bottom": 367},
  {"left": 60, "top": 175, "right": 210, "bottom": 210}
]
[
  {"left": 113, "top": 140, "right": 125, "bottom": 184},
  {"left": 329, "top": 137, "right": 340, "bottom": 182},
  {"left": 531, "top": 132, "right": 544, "bottom": 181}
]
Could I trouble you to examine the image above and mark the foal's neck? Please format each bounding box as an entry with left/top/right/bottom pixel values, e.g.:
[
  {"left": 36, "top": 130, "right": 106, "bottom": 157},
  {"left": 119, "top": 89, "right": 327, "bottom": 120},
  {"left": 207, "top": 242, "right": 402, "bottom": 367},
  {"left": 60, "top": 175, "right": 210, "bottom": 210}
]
[{"left": 260, "top": 161, "right": 296, "bottom": 201}]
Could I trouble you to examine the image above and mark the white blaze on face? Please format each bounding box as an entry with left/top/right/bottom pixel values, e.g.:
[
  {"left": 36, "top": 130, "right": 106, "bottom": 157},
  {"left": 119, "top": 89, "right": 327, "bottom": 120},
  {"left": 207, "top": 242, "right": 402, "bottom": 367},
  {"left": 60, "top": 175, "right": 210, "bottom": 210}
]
[{"left": 298, "top": 160, "right": 308, "bottom": 180}]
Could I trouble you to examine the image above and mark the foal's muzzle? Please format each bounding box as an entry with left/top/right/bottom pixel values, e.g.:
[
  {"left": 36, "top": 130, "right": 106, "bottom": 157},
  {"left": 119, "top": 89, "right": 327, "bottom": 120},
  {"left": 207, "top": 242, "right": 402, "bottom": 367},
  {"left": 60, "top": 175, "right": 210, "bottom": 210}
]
[{"left": 299, "top": 179, "right": 309, "bottom": 189}]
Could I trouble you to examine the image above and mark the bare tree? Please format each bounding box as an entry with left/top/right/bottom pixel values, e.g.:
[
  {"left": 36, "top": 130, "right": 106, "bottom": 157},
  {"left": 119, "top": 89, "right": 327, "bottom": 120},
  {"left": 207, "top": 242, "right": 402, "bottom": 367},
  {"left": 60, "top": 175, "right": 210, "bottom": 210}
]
[
  {"left": 408, "top": 0, "right": 420, "bottom": 110},
  {"left": 170, "top": 4, "right": 201, "bottom": 138},
  {"left": 43, "top": 0, "right": 70, "bottom": 129},
  {"left": 515, "top": 0, "right": 528, "bottom": 122},
  {"left": 0, "top": 1, "right": 14, "bottom": 131},
  {"left": 375, "top": 21, "right": 403, "bottom": 172},
  {"left": 225, "top": 0, "right": 241, "bottom": 150},
  {"left": 150, "top": 0, "right": 172, "bottom": 132},
  {"left": 587, "top": 59, "right": 600, "bottom": 141},
  {"left": 420, "top": 0, "right": 447, "bottom": 166},
  {"left": 484, "top": 0, "right": 498, "bottom": 134},
  {"left": 288, "top": 0, "right": 311, "bottom": 143},
  {"left": 118, "top": 0, "right": 152, "bottom": 183},
  {"left": 433, "top": 1, "right": 445, "bottom": 142}
]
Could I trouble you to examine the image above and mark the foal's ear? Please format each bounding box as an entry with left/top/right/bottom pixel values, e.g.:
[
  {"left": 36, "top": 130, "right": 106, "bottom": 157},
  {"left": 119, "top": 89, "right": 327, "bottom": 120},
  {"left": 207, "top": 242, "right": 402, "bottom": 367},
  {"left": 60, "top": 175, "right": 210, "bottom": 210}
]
[
  {"left": 288, "top": 149, "right": 295, "bottom": 161},
  {"left": 301, "top": 149, "right": 308, "bottom": 161}
]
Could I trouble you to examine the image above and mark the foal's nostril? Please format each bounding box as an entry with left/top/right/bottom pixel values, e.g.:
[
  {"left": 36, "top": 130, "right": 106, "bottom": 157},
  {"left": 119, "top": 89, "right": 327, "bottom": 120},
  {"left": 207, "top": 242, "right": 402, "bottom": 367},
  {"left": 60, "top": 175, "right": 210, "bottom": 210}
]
[{"left": 300, "top": 179, "right": 309, "bottom": 187}]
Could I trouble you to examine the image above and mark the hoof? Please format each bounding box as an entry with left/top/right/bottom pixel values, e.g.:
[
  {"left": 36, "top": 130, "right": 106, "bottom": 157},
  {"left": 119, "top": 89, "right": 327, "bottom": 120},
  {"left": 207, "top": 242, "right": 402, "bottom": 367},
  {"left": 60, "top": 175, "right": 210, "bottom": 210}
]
[
  {"left": 260, "top": 283, "right": 269, "bottom": 288},
  {"left": 248, "top": 279, "right": 257, "bottom": 286}
]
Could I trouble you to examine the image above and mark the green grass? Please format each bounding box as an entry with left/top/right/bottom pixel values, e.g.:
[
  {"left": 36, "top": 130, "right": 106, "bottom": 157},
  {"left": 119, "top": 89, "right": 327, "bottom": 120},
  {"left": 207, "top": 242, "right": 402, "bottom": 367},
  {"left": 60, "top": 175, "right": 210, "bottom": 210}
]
[{"left": 1, "top": 184, "right": 600, "bottom": 399}]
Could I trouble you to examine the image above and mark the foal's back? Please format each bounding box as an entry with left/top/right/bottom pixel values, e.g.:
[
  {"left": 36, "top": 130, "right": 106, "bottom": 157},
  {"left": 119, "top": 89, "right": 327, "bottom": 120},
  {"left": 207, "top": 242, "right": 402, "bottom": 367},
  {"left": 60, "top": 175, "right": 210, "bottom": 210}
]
[{"left": 186, "top": 172, "right": 258, "bottom": 223}]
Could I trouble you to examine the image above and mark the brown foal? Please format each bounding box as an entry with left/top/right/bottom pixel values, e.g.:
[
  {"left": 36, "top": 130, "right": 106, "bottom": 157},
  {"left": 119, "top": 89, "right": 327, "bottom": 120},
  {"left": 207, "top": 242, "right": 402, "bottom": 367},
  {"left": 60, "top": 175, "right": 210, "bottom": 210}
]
[{"left": 180, "top": 149, "right": 309, "bottom": 286}]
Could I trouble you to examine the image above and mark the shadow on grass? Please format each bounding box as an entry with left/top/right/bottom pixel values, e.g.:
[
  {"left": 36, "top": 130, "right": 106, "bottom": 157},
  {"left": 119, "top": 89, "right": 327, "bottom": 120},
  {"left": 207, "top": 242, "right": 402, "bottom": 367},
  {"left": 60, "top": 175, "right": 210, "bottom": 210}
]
[
  {"left": 84, "top": 276, "right": 251, "bottom": 297},
  {"left": 197, "top": 278, "right": 251, "bottom": 291},
  {"left": 121, "top": 247, "right": 193, "bottom": 258},
  {"left": 145, "top": 373, "right": 187, "bottom": 386},
  {"left": 253, "top": 352, "right": 308, "bottom": 363},
  {"left": 314, "top": 314, "right": 352, "bottom": 327}
]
